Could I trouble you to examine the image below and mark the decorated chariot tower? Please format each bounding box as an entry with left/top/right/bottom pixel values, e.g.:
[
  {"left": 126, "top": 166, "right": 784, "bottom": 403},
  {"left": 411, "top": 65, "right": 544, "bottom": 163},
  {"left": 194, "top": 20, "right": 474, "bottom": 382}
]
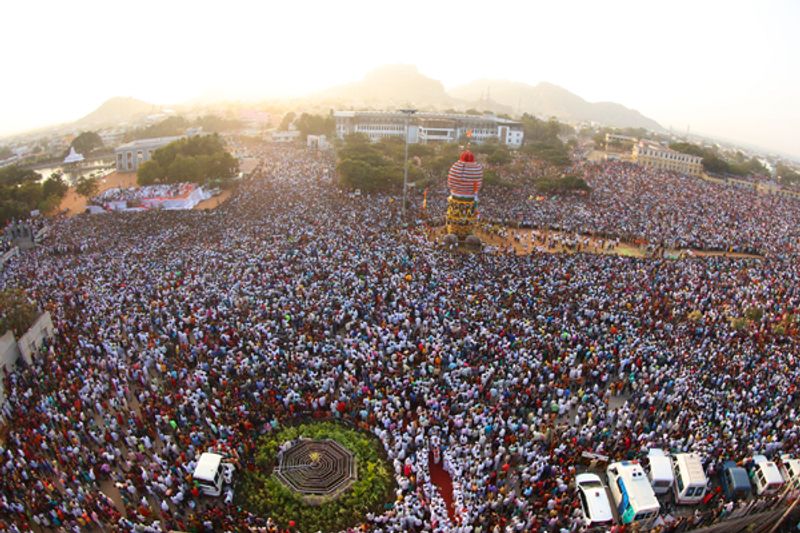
[{"left": 445, "top": 149, "right": 484, "bottom": 243}]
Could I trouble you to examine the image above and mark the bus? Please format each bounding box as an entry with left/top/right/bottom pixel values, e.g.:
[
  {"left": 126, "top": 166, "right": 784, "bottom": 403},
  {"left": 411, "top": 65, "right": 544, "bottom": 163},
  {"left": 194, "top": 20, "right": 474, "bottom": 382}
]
[{"left": 607, "top": 461, "right": 660, "bottom": 529}]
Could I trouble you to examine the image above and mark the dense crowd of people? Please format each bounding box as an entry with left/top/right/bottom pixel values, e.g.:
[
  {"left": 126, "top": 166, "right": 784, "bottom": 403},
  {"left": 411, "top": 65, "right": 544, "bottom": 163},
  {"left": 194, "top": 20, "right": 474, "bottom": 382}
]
[
  {"left": 0, "top": 144, "right": 799, "bottom": 533},
  {"left": 471, "top": 160, "right": 800, "bottom": 257},
  {"left": 94, "top": 183, "right": 199, "bottom": 203}
]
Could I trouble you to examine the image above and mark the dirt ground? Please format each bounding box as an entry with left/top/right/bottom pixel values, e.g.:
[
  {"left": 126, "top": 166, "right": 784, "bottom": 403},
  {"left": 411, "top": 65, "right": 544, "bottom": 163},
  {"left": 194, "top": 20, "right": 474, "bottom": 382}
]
[
  {"left": 58, "top": 172, "right": 235, "bottom": 215},
  {"left": 58, "top": 171, "right": 138, "bottom": 215},
  {"left": 195, "top": 189, "right": 232, "bottom": 210},
  {"left": 430, "top": 225, "right": 762, "bottom": 261}
]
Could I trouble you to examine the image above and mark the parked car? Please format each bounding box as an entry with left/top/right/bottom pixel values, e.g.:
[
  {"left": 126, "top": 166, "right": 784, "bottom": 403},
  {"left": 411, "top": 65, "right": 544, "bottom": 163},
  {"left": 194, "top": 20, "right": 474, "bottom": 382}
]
[
  {"left": 192, "top": 452, "right": 235, "bottom": 497},
  {"left": 576, "top": 473, "right": 614, "bottom": 528}
]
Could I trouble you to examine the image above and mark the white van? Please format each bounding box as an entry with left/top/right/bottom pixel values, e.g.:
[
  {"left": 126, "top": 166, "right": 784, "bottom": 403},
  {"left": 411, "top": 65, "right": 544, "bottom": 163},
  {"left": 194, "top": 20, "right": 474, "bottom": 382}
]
[
  {"left": 750, "top": 455, "right": 784, "bottom": 496},
  {"left": 607, "top": 461, "right": 661, "bottom": 528},
  {"left": 646, "top": 448, "right": 674, "bottom": 495},
  {"left": 193, "top": 452, "right": 235, "bottom": 496},
  {"left": 778, "top": 455, "right": 800, "bottom": 490},
  {"left": 672, "top": 453, "right": 707, "bottom": 504}
]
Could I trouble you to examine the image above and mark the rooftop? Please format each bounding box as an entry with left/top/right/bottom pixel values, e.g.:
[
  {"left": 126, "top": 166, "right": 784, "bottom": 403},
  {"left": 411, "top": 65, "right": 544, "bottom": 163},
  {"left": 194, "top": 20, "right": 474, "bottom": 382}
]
[
  {"left": 334, "top": 110, "right": 521, "bottom": 126},
  {"left": 115, "top": 136, "right": 182, "bottom": 152},
  {"left": 194, "top": 452, "right": 222, "bottom": 481}
]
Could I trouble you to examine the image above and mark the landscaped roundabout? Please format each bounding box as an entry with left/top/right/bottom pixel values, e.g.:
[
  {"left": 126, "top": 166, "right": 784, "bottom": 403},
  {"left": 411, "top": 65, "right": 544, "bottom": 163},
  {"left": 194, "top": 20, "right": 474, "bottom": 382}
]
[{"left": 237, "top": 421, "right": 395, "bottom": 532}]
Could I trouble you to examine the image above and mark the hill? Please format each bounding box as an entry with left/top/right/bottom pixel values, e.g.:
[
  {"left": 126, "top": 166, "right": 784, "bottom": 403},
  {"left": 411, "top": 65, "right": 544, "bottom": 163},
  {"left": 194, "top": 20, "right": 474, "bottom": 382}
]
[
  {"left": 311, "top": 67, "right": 662, "bottom": 131},
  {"left": 450, "top": 80, "right": 663, "bottom": 131},
  {"left": 315, "top": 65, "right": 452, "bottom": 108},
  {"left": 74, "top": 97, "right": 161, "bottom": 128}
]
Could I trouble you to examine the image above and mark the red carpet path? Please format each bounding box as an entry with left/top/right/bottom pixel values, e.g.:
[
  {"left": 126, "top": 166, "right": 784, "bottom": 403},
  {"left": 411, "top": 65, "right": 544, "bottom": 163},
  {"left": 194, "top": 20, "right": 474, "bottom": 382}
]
[{"left": 428, "top": 451, "right": 457, "bottom": 522}]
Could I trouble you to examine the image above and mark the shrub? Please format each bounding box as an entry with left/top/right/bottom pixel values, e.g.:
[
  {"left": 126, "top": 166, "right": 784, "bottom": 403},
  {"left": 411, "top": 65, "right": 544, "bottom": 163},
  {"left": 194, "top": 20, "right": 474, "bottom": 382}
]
[
  {"left": 729, "top": 317, "right": 747, "bottom": 331},
  {"left": 238, "top": 421, "right": 394, "bottom": 532},
  {"left": 743, "top": 306, "right": 763, "bottom": 322}
]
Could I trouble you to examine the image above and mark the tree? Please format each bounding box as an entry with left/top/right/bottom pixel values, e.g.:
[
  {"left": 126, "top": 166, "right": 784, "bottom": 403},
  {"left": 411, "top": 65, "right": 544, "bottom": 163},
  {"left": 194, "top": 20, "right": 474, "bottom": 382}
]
[
  {"left": 0, "top": 166, "right": 40, "bottom": 187},
  {"left": 193, "top": 115, "right": 242, "bottom": 133},
  {"left": 42, "top": 172, "right": 68, "bottom": 198},
  {"left": 137, "top": 160, "right": 165, "bottom": 185},
  {"left": 483, "top": 169, "right": 512, "bottom": 188},
  {"left": 408, "top": 144, "right": 435, "bottom": 159},
  {"left": 138, "top": 134, "right": 238, "bottom": 186},
  {"left": 38, "top": 194, "right": 62, "bottom": 214},
  {"left": 336, "top": 134, "right": 401, "bottom": 191},
  {"left": 534, "top": 175, "right": 590, "bottom": 194},
  {"left": 279, "top": 112, "right": 296, "bottom": 131},
  {"left": 669, "top": 142, "right": 705, "bottom": 157},
  {"left": 373, "top": 137, "right": 405, "bottom": 163},
  {"left": 426, "top": 143, "right": 462, "bottom": 179},
  {"left": 488, "top": 147, "right": 511, "bottom": 166},
  {"left": 520, "top": 114, "right": 571, "bottom": 167},
  {"left": 206, "top": 151, "right": 239, "bottom": 182},
  {"left": 167, "top": 154, "right": 202, "bottom": 183},
  {"left": 75, "top": 176, "right": 99, "bottom": 199},
  {"left": 0, "top": 200, "right": 29, "bottom": 226},
  {"left": 295, "top": 113, "right": 335, "bottom": 139},
  {"left": 0, "top": 146, "right": 12, "bottom": 160},
  {"left": 14, "top": 181, "right": 44, "bottom": 207},
  {"left": 0, "top": 169, "right": 67, "bottom": 223},
  {"left": 0, "top": 288, "right": 39, "bottom": 337},
  {"left": 670, "top": 142, "right": 769, "bottom": 177},
  {"left": 474, "top": 138, "right": 500, "bottom": 155},
  {"left": 68, "top": 131, "right": 103, "bottom": 157},
  {"left": 125, "top": 116, "right": 189, "bottom": 141},
  {"left": 776, "top": 163, "right": 800, "bottom": 185}
]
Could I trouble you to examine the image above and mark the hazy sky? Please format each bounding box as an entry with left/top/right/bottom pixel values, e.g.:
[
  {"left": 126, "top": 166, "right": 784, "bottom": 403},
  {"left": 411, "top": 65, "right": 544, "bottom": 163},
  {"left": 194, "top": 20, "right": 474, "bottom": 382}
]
[{"left": 2, "top": 0, "right": 798, "bottom": 156}]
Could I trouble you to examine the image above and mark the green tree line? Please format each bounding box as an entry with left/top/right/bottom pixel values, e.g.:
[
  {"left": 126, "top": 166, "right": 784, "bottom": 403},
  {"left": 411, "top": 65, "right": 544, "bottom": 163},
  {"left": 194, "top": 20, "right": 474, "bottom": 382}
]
[
  {"left": 67, "top": 131, "right": 104, "bottom": 157},
  {"left": 0, "top": 167, "right": 68, "bottom": 225},
  {"left": 278, "top": 112, "right": 335, "bottom": 140},
  {"left": 335, "top": 115, "right": 576, "bottom": 193},
  {"left": 137, "top": 134, "right": 239, "bottom": 186},
  {"left": 519, "top": 114, "right": 572, "bottom": 166},
  {"left": 336, "top": 134, "right": 437, "bottom": 192},
  {"left": 670, "top": 142, "right": 767, "bottom": 176},
  {"left": 776, "top": 163, "right": 800, "bottom": 185},
  {"left": 124, "top": 115, "right": 243, "bottom": 142}
]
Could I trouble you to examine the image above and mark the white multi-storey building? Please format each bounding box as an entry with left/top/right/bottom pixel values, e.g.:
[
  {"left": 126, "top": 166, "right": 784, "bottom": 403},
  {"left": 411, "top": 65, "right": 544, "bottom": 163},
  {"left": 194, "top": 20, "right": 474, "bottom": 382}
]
[{"left": 334, "top": 111, "right": 524, "bottom": 147}]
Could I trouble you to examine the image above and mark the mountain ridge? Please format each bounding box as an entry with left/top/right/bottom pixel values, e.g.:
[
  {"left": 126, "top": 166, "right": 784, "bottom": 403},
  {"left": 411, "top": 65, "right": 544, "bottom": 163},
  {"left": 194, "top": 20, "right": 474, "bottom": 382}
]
[
  {"left": 449, "top": 78, "right": 662, "bottom": 131},
  {"left": 312, "top": 66, "right": 662, "bottom": 131},
  {"left": 74, "top": 96, "right": 161, "bottom": 128},
  {"left": 70, "top": 66, "right": 663, "bottom": 134}
]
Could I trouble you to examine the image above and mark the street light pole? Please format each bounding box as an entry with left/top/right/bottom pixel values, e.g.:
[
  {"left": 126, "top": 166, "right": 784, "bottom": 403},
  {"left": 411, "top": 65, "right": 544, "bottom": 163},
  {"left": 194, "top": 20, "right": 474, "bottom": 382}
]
[{"left": 399, "top": 109, "right": 417, "bottom": 221}]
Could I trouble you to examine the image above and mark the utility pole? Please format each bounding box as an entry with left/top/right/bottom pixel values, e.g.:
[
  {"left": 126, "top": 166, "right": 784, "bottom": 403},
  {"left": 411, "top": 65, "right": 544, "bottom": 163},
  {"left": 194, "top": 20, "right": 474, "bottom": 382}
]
[{"left": 400, "top": 109, "right": 417, "bottom": 221}]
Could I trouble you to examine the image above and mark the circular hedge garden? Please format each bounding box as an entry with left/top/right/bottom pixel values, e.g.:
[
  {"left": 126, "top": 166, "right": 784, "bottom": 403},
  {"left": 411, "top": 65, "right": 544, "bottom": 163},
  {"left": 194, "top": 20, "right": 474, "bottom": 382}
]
[{"left": 237, "top": 421, "right": 395, "bottom": 532}]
